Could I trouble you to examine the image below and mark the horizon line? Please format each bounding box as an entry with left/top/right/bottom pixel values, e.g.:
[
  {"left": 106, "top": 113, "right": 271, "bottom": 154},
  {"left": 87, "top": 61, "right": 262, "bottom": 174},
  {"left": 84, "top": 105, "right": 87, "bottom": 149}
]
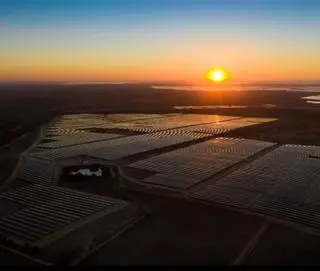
[{"left": 1, "top": 80, "right": 320, "bottom": 85}]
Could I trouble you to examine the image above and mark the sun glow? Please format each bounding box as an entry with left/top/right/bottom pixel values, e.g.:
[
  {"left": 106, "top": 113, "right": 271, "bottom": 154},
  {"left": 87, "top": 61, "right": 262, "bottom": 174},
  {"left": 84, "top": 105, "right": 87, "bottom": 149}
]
[{"left": 205, "top": 68, "right": 229, "bottom": 83}]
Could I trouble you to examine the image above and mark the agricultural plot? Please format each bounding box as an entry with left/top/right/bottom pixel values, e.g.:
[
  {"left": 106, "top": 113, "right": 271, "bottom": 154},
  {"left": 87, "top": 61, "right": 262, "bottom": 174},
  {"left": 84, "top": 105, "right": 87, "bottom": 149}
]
[
  {"left": 0, "top": 184, "right": 130, "bottom": 246},
  {"left": 37, "top": 132, "right": 123, "bottom": 149},
  {"left": 173, "top": 117, "right": 276, "bottom": 135},
  {"left": 92, "top": 114, "right": 240, "bottom": 134},
  {"left": 128, "top": 138, "right": 275, "bottom": 190},
  {"left": 19, "top": 114, "right": 278, "bottom": 185},
  {"left": 44, "top": 114, "right": 113, "bottom": 137},
  {"left": 16, "top": 157, "right": 55, "bottom": 185},
  {"left": 106, "top": 113, "right": 178, "bottom": 122},
  {"left": 46, "top": 128, "right": 86, "bottom": 136},
  {"left": 125, "top": 114, "right": 238, "bottom": 129},
  {"left": 44, "top": 114, "right": 274, "bottom": 138},
  {"left": 46, "top": 124, "right": 104, "bottom": 137},
  {"left": 191, "top": 144, "right": 320, "bottom": 228},
  {"left": 238, "top": 117, "right": 278, "bottom": 123},
  {"left": 31, "top": 130, "right": 212, "bottom": 161},
  {"left": 46, "top": 114, "right": 177, "bottom": 136}
]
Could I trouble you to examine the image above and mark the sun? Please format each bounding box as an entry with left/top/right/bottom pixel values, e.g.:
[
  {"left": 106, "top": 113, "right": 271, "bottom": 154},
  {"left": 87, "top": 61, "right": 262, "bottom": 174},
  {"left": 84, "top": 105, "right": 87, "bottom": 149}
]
[{"left": 205, "top": 68, "right": 229, "bottom": 83}]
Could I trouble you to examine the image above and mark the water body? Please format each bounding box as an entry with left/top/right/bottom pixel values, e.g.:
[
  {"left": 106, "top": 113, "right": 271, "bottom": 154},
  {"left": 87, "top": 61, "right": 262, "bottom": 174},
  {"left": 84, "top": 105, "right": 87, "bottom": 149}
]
[
  {"left": 152, "top": 85, "right": 320, "bottom": 92},
  {"left": 174, "top": 105, "right": 248, "bottom": 109},
  {"left": 302, "top": 95, "right": 320, "bottom": 105},
  {"left": 174, "top": 104, "right": 277, "bottom": 110},
  {"left": 70, "top": 168, "right": 102, "bottom": 177}
]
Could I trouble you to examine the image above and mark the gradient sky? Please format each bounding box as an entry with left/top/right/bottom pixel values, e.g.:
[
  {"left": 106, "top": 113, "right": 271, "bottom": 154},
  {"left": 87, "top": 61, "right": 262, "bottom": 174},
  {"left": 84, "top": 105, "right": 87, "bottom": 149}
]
[{"left": 1, "top": 0, "right": 320, "bottom": 83}]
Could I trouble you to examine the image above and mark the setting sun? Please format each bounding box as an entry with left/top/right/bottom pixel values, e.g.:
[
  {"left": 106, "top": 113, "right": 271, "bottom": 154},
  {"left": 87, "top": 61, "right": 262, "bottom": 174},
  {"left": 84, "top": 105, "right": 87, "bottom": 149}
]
[{"left": 205, "top": 68, "right": 229, "bottom": 83}]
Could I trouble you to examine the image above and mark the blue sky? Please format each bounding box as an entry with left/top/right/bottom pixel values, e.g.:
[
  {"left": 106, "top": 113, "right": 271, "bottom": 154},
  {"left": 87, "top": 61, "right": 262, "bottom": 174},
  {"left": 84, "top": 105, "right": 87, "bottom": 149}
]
[{"left": 2, "top": 0, "right": 320, "bottom": 27}]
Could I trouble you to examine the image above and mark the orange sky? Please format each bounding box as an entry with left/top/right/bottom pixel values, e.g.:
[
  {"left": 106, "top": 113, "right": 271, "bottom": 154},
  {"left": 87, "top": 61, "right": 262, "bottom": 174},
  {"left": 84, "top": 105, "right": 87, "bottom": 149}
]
[{"left": 2, "top": 37, "right": 319, "bottom": 83}]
